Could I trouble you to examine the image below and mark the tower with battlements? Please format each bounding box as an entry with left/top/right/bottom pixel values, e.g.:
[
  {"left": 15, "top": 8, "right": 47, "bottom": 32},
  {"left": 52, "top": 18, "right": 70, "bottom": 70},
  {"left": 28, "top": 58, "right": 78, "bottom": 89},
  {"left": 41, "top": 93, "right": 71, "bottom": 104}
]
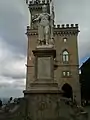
[{"left": 24, "top": 0, "right": 81, "bottom": 106}]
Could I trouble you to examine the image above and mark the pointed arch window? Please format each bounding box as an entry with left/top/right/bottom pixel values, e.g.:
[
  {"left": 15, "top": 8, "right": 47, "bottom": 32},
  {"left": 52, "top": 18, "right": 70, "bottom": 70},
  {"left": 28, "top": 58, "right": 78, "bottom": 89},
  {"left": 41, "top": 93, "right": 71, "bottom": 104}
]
[{"left": 62, "top": 50, "right": 69, "bottom": 63}]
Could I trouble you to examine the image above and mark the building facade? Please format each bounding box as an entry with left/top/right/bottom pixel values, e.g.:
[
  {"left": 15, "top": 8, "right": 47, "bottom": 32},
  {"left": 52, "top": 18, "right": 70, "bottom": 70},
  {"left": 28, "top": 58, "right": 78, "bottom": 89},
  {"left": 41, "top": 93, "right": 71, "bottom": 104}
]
[
  {"left": 26, "top": 0, "right": 81, "bottom": 103},
  {"left": 80, "top": 58, "right": 90, "bottom": 101}
]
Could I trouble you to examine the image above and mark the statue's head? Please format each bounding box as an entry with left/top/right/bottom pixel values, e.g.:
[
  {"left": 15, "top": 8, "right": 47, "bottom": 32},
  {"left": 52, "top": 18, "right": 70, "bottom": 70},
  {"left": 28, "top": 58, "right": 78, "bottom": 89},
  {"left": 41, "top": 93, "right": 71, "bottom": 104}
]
[{"left": 42, "top": 5, "right": 47, "bottom": 13}]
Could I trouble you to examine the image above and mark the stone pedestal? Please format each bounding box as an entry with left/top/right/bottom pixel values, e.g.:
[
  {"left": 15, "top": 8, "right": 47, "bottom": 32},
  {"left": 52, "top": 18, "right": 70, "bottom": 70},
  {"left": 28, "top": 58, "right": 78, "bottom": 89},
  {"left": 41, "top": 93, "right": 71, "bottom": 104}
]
[
  {"left": 23, "top": 46, "right": 62, "bottom": 120},
  {"left": 28, "top": 45, "right": 59, "bottom": 91},
  {"left": 33, "top": 47, "right": 55, "bottom": 81},
  {"left": 23, "top": 91, "right": 64, "bottom": 120}
]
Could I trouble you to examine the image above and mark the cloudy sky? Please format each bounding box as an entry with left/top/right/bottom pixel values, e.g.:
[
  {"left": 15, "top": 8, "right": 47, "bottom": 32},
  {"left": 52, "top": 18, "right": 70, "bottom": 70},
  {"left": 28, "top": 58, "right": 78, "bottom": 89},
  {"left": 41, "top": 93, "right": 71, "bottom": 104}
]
[{"left": 0, "top": 0, "right": 90, "bottom": 98}]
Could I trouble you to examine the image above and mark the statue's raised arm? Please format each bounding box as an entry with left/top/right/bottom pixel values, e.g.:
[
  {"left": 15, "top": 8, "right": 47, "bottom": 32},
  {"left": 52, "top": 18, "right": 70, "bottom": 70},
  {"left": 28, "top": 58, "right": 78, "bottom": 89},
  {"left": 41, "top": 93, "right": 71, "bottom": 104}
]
[{"left": 33, "top": 15, "right": 41, "bottom": 23}]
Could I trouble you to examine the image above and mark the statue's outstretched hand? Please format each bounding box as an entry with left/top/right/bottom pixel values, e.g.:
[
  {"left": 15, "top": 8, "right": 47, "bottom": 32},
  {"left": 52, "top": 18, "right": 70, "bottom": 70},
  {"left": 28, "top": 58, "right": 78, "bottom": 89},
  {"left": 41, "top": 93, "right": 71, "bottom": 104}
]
[
  {"left": 33, "top": 17, "right": 39, "bottom": 23},
  {"left": 32, "top": 18, "right": 36, "bottom": 23}
]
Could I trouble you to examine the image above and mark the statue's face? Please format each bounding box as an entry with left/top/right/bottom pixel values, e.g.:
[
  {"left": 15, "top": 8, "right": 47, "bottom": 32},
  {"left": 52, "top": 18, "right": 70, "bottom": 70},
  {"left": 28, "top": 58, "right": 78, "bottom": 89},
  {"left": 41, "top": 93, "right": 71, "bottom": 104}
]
[{"left": 42, "top": 5, "right": 47, "bottom": 13}]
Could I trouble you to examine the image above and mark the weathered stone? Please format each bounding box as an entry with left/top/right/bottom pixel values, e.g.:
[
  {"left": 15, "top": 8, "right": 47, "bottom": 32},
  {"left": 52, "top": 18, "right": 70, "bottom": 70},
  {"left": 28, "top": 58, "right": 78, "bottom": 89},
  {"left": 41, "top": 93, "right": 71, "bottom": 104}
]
[{"left": 37, "top": 57, "right": 51, "bottom": 79}]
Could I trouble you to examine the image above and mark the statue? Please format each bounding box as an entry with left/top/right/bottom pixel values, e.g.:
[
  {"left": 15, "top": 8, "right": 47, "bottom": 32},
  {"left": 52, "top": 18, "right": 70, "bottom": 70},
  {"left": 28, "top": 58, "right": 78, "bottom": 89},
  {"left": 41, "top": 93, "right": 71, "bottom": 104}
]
[{"left": 33, "top": 5, "right": 51, "bottom": 45}]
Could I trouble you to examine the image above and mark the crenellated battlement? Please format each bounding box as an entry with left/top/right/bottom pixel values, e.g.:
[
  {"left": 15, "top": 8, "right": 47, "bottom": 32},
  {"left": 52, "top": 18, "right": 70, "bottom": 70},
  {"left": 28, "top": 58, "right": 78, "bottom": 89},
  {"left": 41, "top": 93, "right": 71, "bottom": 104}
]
[
  {"left": 54, "top": 24, "right": 78, "bottom": 29},
  {"left": 29, "top": 0, "right": 49, "bottom": 5},
  {"left": 28, "top": 0, "right": 50, "bottom": 11},
  {"left": 27, "top": 24, "right": 78, "bottom": 30},
  {"left": 28, "top": 0, "right": 49, "bottom": 7},
  {"left": 26, "top": 23, "right": 79, "bottom": 36}
]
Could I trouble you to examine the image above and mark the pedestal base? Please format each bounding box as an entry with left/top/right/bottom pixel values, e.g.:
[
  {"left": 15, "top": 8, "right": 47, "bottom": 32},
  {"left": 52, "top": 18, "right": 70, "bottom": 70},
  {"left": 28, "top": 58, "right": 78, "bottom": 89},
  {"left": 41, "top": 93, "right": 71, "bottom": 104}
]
[
  {"left": 23, "top": 90, "right": 68, "bottom": 120},
  {"left": 23, "top": 90, "right": 88, "bottom": 120},
  {"left": 29, "top": 80, "right": 59, "bottom": 91}
]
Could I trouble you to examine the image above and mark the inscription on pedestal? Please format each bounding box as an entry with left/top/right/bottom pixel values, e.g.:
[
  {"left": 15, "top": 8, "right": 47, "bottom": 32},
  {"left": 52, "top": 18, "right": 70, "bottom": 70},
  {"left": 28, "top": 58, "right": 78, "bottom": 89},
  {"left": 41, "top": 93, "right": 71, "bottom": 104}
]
[{"left": 37, "top": 57, "right": 51, "bottom": 80}]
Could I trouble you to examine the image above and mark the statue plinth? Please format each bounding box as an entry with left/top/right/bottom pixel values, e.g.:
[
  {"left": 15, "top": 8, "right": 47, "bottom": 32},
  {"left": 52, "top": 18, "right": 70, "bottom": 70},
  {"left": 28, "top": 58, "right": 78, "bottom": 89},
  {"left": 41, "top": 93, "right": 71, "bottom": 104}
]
[
  {"left": 32, "top": 46, "right": 56, "bottom": 82},
  {"left": 36, "top": 44, "right": 54, "bottom": 49},
  {"left": 23, "top": 46, "right": 63, "bottom": 120}
]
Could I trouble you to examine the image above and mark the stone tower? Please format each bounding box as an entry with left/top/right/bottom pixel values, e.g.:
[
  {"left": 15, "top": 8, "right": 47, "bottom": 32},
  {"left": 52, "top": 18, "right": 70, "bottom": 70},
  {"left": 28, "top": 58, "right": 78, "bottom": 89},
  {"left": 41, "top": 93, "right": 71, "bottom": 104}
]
[
  {"left": 54, "top": 24, "right": 81, "bottom": 103},
  {"left": 24, "top": 0, "right": 81, "bottom": 105}
]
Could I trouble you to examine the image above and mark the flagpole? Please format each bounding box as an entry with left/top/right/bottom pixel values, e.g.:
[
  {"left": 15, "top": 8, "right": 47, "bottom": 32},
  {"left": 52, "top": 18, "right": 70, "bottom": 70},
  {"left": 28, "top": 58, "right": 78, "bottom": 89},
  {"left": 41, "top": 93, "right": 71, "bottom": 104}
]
[{"left": 50, "top": 0, "right": 54, "bottom": 45}]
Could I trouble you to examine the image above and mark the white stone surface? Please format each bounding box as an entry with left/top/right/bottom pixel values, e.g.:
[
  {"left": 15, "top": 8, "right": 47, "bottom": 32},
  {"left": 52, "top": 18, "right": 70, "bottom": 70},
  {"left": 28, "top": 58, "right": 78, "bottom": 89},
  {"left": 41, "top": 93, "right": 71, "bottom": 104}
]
[{"left": 36, "top": 44, "right": 54, "bottom": 49}]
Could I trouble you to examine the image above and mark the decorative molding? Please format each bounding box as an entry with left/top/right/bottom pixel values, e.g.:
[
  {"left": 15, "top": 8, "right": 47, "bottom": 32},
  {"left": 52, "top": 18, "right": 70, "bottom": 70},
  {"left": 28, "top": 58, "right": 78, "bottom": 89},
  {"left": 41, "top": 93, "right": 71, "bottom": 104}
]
[
  {"left": 54, "top": 24, "right": 79, "bottom": 29},
  {"left": 55, "top": 64, "right": 79, "bottom": 67},
  {"left": 26, "top": 24, "right": 79, "bottom": 36},
  {"left": 28, "top": 0, "right": 50, "bottom": 12},
  {"left": 29, "top": 0, "right": 49, "bottom": 5}
]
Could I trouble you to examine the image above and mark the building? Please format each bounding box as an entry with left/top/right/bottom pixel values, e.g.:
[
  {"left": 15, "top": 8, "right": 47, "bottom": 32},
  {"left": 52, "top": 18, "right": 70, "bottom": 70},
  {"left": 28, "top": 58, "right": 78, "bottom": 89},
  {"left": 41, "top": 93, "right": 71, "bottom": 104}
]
[
  {"left": 80, "top": 57, "right": 90, "bottom": 101},
  {"left": 26, "top": 0, "right": 81, "bottom": 104}
]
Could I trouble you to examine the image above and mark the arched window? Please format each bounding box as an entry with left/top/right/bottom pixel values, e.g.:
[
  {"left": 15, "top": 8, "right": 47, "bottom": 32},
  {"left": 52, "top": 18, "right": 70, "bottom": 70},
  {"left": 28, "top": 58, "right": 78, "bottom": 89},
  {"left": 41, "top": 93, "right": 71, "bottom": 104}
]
[{"left": 62, "top": 50, "right": 69, "bottom": 62}]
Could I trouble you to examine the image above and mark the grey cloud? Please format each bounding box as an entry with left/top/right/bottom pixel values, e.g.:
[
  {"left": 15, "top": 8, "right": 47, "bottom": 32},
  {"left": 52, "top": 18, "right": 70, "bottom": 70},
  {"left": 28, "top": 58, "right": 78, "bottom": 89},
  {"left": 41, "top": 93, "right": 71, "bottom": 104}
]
[
  {"left": 0, "top": 55, "right": 26, "bottom": 80},
  {"left": 0, "top": 76, "right": 25, "bottom": 90},
  {"left": 0, "top": 0, "right": 28, "bottom": 55},
  {"left": 2, "top": 72, "right": 25, "bottom": 80},
  {"left": 0, "top": 29, "right": 26, "bottom": 81},
  {"left": 0, "top": 0, "right": 28, "bottom": 97},
  {"left": 0, "top": 82, "right": 25, "bottom": 98},
  {"left": 0, "top": 88, "right": 24, "bottom": 98}
]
